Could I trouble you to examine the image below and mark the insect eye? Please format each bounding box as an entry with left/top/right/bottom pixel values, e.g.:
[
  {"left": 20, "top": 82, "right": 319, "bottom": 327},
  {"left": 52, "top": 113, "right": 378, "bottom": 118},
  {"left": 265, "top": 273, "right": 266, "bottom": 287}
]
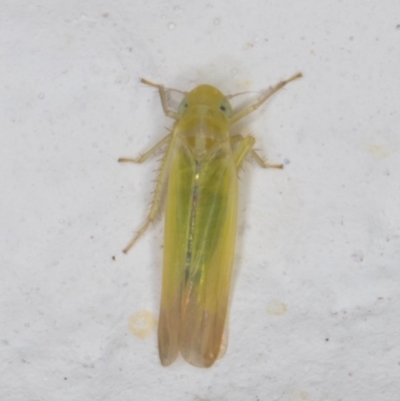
[
  {"left": 219, "top": 100, "right": 232, "bottom": 117},
  {"left": 178, "top": 99, "right": 189, "bottom": 114}
]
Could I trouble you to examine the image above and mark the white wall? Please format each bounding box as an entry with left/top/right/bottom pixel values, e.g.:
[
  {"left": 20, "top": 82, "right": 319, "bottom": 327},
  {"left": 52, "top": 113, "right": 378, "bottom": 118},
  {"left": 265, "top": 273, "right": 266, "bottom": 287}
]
[{"left": 1, "top": 1, "right": 399, "bottom": 400}]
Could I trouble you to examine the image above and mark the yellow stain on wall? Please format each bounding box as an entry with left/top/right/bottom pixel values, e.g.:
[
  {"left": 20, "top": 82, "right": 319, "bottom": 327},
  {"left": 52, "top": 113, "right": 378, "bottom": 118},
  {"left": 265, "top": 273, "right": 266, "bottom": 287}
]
[
  {"left": 367, "top": 144, "right": 389, "bottom": 160},
  {"left": 290, "top": 390, "right": 311, "bottom": 401},
  {"left": 128, "top": 310, "right": 157, "bottom": 339},
  {"left": 266, "top": 300, "right": 288, "bottom": 316}
]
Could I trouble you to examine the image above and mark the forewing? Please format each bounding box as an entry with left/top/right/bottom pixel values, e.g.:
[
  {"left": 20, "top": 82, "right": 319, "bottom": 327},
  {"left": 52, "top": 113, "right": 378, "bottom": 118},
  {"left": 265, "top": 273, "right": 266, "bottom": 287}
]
[
  {"left": 158, "top": 141, "right": 196, "bottom": 366},
  {"left": 179, "top": 144, "right": 238, "bottom": 367}
]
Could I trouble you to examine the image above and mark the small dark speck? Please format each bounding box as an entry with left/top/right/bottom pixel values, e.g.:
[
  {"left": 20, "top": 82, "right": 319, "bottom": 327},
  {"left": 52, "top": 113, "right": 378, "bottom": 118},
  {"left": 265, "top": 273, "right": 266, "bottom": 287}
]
[
  {"left": 112, "top": 256, "right": 116, "bottom": 261},
  {"left": 64, "top": 377, "right": 68, "bottom": 380},
  {"left": 283, "top": 158, "right": 290, "bottom": 165},
  {"left": 325, "top": 338, "right": 329, "bottom": 342},
  {"left": 397, "top": 24, "right": 400, "bottom": 29},
  {"left": 103, "top": 12, "right": 109, "bottom": 18},
  {"left": 351, "top": 252, "right": 364, "bottom": 263}
]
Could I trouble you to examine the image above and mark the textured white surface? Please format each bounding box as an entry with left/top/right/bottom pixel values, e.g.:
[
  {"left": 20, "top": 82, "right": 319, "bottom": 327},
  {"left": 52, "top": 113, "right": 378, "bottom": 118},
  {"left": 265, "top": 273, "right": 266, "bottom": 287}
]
[{"left": 1, "top": 1, "right": 400, "bottom": 400}]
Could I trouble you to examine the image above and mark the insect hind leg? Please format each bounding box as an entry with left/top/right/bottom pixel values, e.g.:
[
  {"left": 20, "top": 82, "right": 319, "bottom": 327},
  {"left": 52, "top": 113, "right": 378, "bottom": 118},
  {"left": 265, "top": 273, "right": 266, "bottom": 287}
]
[
  {"left": 119, "top": 135, "right": 174, "bottom": 253},
  {"left": 122, "top": 220, "right": 152, "bottom": 254},
  {"left": 121, "top": 166, "right": 166, "bottom": 254}
]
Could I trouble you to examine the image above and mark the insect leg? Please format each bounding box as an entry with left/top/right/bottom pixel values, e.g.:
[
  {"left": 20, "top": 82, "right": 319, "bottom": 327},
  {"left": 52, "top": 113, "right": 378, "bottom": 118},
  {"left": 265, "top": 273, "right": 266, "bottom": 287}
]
[
  {"left": 141, "top": 78, "right": 180, "bottom": 120},
  {"left": 230, "top": 72, "right": 302, "bottom": 125},
  {"left": 120, "top": 136, "right": 175, "bottom": 253},
  {"left": 231, "top": 134, "right": 283, "bottom": 169},
  {"left": 118, "top": 134, "right": 171, "bottom": 164}
]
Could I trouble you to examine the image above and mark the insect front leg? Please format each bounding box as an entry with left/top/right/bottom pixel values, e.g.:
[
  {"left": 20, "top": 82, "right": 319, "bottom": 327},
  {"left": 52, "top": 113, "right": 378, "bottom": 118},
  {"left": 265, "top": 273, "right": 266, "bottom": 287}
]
[
  {"left": 141, "top": 78, "right": 180, "bottom": 120},
  {"left": 231, "top": 134, "right": 283, "bottom": 169},
  {"left": 230, "top": 72, "right": 302, "bottom": 125},
  {"left": 119, "top": 135, "right": 174, "bottom": 253}
]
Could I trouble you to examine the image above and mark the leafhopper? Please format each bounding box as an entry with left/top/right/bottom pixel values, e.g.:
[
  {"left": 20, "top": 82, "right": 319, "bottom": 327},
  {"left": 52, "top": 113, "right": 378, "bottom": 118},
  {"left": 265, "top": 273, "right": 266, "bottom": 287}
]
[{"left": 119, "top": 73, "right": 302, "bottom": 367}]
